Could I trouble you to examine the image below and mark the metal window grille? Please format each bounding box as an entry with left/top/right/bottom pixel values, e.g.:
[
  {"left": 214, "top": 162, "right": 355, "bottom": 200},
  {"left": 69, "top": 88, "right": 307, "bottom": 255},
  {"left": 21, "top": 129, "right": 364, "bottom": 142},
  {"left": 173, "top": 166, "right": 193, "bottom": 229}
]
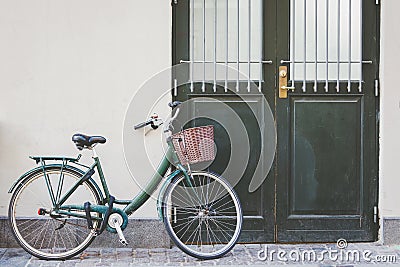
[
  {"left": 183, "top": 0, "right": 370, "bottom": 93},
  {"left": 182, "top": 0, "right": 268, "bottom": 93},
  {"left": 285, "top": 0, "right": 370, "bottom": 92}
]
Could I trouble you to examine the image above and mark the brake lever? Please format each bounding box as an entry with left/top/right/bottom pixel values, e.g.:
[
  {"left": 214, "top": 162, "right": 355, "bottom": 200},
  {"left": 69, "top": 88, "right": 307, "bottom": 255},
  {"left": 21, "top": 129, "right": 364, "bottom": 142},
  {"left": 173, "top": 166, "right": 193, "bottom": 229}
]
[{"left": 150, "top": 116, "right": 163, "bottom": 130}]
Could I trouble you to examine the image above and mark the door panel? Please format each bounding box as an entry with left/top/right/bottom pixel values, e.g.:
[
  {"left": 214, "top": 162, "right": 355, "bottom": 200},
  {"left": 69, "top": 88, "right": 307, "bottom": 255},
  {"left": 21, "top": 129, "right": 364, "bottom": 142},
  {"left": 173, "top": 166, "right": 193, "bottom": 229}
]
[{"left": 290, "top": 97, "right": 362, "bottom": 215}]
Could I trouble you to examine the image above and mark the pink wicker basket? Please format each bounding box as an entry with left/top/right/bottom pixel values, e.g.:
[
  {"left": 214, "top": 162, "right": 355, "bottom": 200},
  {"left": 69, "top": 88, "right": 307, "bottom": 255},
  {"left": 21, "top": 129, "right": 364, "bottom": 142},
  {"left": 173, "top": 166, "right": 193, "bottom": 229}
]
[{"left": 171, "top": 125, "right": 215, "bottom": 165}]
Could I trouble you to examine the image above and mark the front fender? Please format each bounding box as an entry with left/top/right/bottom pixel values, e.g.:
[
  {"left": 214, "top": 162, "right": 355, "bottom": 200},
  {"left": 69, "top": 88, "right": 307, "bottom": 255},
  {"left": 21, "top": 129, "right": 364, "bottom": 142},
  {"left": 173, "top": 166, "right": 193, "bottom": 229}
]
[
  {"left": 156, "top": 169, "right": 182, "bottom": 221},
  {"left": 8, "top": 164, "right": 104, "bottom": 202}
]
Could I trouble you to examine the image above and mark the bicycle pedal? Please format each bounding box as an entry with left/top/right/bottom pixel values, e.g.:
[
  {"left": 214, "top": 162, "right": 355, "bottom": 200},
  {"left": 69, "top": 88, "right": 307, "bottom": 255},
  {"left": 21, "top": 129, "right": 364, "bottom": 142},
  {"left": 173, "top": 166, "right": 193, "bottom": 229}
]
[
  {"left": 119, "top": 239, "right": 129, "bottom": 246},
  {"left": 108, "top": 213, "right": 128, "bottom": 246}
]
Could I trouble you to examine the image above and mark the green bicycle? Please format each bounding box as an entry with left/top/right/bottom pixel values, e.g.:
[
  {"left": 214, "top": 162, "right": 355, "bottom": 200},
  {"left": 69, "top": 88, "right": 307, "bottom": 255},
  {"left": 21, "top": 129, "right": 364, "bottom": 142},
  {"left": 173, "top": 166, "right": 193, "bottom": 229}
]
[{"left": 8, "top": 101, "right": 243, "bottom": 260}]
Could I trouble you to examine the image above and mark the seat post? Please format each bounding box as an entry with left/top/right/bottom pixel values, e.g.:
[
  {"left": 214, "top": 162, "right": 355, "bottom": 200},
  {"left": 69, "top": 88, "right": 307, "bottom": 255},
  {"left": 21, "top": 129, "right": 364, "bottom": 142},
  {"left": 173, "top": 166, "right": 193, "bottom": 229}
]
[{"left": 90, "top": 146, "right": 98, "bottom": 158}]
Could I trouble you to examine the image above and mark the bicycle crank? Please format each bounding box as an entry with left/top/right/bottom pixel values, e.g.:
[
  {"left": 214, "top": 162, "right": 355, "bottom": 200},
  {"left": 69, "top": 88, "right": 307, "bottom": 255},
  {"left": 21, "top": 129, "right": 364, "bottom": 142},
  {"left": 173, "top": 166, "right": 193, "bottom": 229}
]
[{"left": 108, "top": 213, "right": 128, "bottom": 246}]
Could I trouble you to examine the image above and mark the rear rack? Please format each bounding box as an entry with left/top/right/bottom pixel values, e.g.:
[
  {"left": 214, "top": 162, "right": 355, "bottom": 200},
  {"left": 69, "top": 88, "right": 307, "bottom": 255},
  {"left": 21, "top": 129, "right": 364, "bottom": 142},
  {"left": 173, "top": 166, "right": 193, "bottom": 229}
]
[{"left": 30, "top": 155, "right": 82, "bottom": 164}]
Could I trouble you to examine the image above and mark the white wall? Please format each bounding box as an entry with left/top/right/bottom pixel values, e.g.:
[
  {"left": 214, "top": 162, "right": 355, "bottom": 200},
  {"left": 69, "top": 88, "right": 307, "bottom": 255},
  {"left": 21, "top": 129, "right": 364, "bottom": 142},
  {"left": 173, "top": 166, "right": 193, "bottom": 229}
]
[
  {"left": 0, "top": 0, "right": 171, "bottom": 217},
  {"left": 380, "top": 0, "right": 400, "bottom": 218},
  {"left": 1, "top": 0, "right": 400, "bottom": 229}
]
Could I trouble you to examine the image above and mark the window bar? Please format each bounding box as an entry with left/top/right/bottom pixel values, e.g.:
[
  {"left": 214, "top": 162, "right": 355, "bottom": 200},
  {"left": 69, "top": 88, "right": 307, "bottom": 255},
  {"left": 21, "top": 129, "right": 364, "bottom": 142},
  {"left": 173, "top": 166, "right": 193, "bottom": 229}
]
[
  {"left": 279, "top": 60, "right": 371, "bottom": 64},
  {"left": 347, "top": 0, "right": 352, "bottom": 92},
  {"left": 314, "top": 0, "right": 318, "bottom": 92},
  {"left": 247, "top": 0, "right": 251, "bottom": 92},
  {"left": 302, "top": 0, "right": 306, "bottom": 92},
  {"left": 213, "top": 0, "right": 217, "bottom": 92},
  {"left": 325, "top": 0, "right": 329, "bottom": 92},
  {"left": 202, "top": 0, "right": 206, "bottom": 93},
  {"left": 336, "top": 0, "right": 340, "bottom": 93},
  {"left": 259, "top": 0, "right": 263, "bottom": 91},
  {"left": 236, "top": 0, "right": 240, "bottom": 92},
  {"left": 190, "top": 0, "right": 194, "bottom": 92},
  {"left": 174, "top": 79, "right": 178, "bottom": 97},
  {"left": 359, "top": 0, "right": 362, "bottom": 92},
  {"left": 225, "top": 0, "right": 228, "bottom": 93},
  {"left": 183, "top": 59, "right": 277, "bottom": 63},
  {"left": 291, "top": 0, "right": 295, "bottom": 88}
]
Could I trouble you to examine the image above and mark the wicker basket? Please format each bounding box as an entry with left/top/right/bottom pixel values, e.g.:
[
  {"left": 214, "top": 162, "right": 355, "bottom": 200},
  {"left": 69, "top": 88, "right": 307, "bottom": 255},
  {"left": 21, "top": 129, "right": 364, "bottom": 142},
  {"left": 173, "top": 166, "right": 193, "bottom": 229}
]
[{"left": 171, "top": 125, "right": 215, "bottom": 165}]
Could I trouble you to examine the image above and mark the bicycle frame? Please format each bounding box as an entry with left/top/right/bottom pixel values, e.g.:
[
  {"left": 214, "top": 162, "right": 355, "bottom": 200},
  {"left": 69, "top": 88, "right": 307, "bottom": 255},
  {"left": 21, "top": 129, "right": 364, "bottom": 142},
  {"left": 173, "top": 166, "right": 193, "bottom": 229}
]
[{"left": 40, "top": 141, "right": 191, "bottom": 225}]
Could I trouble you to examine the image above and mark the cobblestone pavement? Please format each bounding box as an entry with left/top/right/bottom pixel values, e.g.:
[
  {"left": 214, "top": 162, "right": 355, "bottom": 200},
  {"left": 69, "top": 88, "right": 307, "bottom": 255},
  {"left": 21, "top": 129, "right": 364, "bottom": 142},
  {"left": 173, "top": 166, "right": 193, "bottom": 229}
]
[{"left": 1, "top": 243, "right": 400, "bottom": 267}]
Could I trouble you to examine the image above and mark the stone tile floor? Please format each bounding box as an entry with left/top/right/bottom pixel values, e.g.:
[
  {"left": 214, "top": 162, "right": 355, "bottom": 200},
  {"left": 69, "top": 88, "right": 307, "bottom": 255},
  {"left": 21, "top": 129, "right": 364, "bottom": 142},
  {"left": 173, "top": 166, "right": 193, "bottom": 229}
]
[{"left": 0, "top": 243, "right": 400, "bottom": 266}]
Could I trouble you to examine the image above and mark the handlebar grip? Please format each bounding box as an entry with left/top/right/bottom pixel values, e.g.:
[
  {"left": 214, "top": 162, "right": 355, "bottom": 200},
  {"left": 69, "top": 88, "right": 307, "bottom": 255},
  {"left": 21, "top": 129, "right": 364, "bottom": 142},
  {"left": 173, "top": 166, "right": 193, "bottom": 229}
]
[
  {"left": 134, "top": 119, "right": 152, "bottom": 130},
  {"left": 168, "top": 101, "right": 182, "bottom": 109}
]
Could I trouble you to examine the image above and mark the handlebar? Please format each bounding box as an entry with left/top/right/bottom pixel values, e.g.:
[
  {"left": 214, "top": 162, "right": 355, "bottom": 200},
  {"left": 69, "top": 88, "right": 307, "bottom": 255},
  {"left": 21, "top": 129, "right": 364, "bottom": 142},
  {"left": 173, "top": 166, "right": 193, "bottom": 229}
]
[
  {"left": 133, "top": 101, "right": 181, "bottom": 131},
  {"left": 133, "top": 119, "right": 153, "bottom": 130}
]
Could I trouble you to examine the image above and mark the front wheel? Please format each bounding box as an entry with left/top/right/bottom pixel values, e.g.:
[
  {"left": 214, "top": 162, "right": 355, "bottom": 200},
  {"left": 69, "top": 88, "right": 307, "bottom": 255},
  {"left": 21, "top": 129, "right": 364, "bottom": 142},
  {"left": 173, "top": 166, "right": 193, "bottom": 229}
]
[{"left": 163, "top": 171, "right": 242, "bottom": 259}]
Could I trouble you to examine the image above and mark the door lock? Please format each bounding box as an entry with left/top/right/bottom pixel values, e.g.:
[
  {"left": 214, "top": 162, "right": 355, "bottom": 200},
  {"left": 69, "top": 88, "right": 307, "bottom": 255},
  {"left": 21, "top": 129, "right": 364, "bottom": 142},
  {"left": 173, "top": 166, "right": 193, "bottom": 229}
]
[{"left": 279, "top": 66, "right": 295, "bottom": 98}]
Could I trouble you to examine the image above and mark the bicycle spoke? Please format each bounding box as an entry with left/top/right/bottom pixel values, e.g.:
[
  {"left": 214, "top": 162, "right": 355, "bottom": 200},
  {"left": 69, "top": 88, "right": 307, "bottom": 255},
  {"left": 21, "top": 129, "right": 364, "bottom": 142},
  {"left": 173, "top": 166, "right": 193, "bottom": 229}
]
[
  {"left": 174, "top": 217, "right": 198, "bottom": 236},
  {"left": 31, "top": 220, "right": 49, "bottom": 247},
  {"left": 204, "top": 219, "right": 218, "bottom": 245},
  {"left": 205, "top": 219, "right": 225, "bottom": 244},
  {"left": 213, "top": 203, "right": 237, "bottom": 213},
  {"left": 212, "top": 221, "right": 230, "bottom": 244},
  {"left": 64, "top": 225, "right": 75, "bottom": 248},
  {"left": 177, "top": 182, "right": 199, "bottom": 209},
  {"left": 172, "top": 216, "right": 196, "bottom": 230},
  {"left": 186, "top": 220, "right": 202, "bottom": 245},
  {"left": 206, "top": 175, "right": 210, "bottom": 207},
  {"left": 16, "top": 218, "right": 38, "bottom": 228},
  {"left": 19, "top": 219, "right": 42, "bottom": 233},
  {"left": 208, "top": 218, "right": 233, "bottom": 243},
  {"left": 168, "top": 190, "right": 199, "bottom": 210}
]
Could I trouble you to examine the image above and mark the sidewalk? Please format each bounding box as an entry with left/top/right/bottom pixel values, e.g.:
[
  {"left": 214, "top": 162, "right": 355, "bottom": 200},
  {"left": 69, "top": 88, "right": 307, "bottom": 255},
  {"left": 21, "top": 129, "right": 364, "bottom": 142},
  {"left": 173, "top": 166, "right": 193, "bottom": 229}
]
[{"left": 1, "top": 243, "right": 399, "bottom": 266}]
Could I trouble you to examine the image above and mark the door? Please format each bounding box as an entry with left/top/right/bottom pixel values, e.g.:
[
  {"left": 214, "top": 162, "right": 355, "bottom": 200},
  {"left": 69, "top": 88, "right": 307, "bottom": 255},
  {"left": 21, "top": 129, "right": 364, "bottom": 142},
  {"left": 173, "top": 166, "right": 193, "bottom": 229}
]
[
  {"left": 172, "top": 0, "right": 379, "bottom": 242},
  {"left": 275, "top": 0, "right": 379, "bottom": 242},
  {"left": 172, "top": 0, "right": 276, "bottom": 242}
]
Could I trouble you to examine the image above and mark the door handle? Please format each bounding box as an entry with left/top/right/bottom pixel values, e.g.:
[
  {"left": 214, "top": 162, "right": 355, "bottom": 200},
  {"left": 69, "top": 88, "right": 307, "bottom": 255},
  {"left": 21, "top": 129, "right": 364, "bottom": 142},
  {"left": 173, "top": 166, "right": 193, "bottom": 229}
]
[
  {"left": 278, "top": 66, "right": 295, "bottom": 98},
  {"left": 281, "top": 86, "right": 295, "bottom": 91}
]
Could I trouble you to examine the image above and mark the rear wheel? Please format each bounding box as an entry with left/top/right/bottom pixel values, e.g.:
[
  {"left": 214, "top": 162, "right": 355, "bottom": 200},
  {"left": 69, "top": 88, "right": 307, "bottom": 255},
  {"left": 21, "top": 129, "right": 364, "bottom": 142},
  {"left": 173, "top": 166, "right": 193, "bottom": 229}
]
[
  {"left": 163, "top": 171, "right": 242, "bottom": 259},
  {"left": 8, "top": 167, "right": 102, "bottom": 260}
]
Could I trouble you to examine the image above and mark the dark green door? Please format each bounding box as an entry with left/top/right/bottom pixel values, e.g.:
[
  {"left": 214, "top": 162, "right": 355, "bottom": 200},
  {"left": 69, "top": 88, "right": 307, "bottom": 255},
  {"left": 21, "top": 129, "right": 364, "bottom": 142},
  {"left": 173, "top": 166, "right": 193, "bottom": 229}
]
[
  {"left": 275, "top": 0, "right": 379, "bottom": 242},
  {"left": 172, "top": 0, "right": 379, "bottom": 242}
]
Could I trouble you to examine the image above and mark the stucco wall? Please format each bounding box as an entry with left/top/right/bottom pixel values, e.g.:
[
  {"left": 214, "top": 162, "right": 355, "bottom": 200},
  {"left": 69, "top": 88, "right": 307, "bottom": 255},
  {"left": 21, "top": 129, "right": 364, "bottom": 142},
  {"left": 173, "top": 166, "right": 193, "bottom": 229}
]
[
  {"left": 0, "top": 0, "right": 399, "bottom": 236},
  {"left": 0, "top": 0, "right": 171, "bottom": 218},
  {"left": 380, "top": 0, "right": 400, "bottom": 218}
]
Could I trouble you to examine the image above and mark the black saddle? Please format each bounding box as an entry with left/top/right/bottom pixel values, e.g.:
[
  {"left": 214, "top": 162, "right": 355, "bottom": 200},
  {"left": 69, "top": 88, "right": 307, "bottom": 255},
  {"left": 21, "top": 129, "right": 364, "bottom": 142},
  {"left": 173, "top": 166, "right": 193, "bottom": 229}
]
[{"left": 72, "top": 133, "right": 106, "bottom": 150}]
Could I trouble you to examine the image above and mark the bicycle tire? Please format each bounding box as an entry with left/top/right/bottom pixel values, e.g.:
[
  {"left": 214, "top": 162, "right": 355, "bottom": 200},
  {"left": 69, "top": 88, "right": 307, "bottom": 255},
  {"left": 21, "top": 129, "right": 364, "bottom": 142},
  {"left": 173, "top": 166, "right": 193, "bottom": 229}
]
[{"left": 162, "top": 171, "right": 242, "bottom": 259}]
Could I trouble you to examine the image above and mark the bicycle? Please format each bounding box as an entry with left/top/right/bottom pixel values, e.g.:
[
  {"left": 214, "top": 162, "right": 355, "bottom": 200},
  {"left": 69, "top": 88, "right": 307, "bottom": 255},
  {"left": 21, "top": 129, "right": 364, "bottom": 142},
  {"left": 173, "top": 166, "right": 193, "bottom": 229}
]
[{"left": 8, "top": 101, "right": 243, "bottom": 260}]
